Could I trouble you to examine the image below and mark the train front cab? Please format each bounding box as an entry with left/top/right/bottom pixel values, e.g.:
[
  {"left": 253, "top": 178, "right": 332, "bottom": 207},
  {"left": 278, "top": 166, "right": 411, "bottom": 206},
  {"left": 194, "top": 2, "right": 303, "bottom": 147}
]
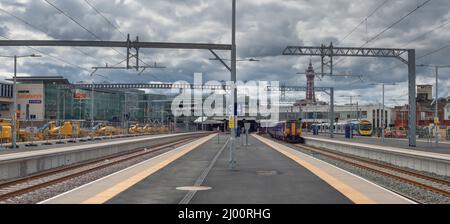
[{"left": 285, "top": 119, "right": 305, "bottom": 144}]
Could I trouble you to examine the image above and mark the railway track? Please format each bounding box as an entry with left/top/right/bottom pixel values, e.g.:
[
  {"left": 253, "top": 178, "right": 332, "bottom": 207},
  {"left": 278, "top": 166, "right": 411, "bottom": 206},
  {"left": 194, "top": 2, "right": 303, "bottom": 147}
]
[
  {"left": 294, "top": 144, "right": 450, "bottom": 199},
  {"left": 0, "top": 136, "right": 198, "bottom": 202}
]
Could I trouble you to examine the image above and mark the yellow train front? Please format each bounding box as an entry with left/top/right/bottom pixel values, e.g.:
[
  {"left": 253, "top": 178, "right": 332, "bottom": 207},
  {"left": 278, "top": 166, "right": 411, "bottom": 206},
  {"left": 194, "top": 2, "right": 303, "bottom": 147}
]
[{"left": 267, "top": 119, "right": 305, "bottom": 144}]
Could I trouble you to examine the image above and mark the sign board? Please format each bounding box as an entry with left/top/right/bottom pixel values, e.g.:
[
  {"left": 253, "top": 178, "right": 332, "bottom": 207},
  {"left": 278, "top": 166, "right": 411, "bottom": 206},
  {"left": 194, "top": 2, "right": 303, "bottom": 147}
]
[
  {"left": 74, "top": 90, "right": 89, "bottom": 100},
  {"left": 229, "top": 116, "right": 236, "bottom": 129},
  {"left": 29, "top": 100, "right": 42, "bottom": 104},
  {"left": 18, "top": 93, "right": 42, "bottom": 99}
]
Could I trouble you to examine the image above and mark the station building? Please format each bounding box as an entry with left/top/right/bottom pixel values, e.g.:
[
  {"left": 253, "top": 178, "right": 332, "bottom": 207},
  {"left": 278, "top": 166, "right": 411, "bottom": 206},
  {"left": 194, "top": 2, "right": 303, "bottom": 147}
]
[
  {"left": 445, "top": 104, "right": 450, "bottom": 124},
  {"left": 0, "top": 82, "right": 13, "bottom": 119},
  {"left": 280, "top": 104, "right": 394, "bottom": 128},
  {"left": 4, "top": 76, "right": 173, "bottom": 124}
]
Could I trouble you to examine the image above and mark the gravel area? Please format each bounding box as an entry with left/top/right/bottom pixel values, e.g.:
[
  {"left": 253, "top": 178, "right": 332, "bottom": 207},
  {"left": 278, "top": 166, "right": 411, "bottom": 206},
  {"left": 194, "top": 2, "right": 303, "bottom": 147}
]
[
  {"left": 298, "top": 145, "right": 450, "bottom": 204},
  {"left": 0, "top": 145, "right": 179, "bottom": 204}
]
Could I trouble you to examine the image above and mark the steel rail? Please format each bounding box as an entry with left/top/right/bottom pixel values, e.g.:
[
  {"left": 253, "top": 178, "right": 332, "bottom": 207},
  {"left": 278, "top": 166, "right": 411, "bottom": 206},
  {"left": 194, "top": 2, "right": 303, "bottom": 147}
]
[{"left": 295, "top": 144, "right": 450, "bottom": 198}]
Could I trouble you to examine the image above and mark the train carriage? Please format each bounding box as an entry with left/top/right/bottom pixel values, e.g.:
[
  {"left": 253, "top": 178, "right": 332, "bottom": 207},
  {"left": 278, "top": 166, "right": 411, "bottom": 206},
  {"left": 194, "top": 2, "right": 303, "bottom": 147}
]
[
  {"left": 311, "top": 119, "right": 373, "bottom": 137},
  {"left": 267, "top": 119, "right": 305, "bottom": 144}
]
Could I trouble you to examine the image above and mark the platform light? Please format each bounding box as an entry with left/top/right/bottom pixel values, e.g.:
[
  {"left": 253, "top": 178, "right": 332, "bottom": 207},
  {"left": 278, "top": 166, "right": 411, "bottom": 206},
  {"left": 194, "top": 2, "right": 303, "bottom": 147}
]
[{"left": 0, "top": 54, "right": 42, "bottom": 149}]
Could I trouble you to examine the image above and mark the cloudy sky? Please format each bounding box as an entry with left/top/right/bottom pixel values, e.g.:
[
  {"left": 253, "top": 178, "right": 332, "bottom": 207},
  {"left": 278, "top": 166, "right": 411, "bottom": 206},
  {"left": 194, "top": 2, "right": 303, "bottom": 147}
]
[{"left": 0, "top": 0, "right": 449, "bottom": 106}]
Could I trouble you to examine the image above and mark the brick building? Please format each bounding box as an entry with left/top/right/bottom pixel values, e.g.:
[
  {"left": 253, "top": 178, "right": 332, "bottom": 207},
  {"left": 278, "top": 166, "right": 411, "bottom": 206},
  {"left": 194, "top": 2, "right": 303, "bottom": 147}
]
[{"left": 393, "top": 85, "right": 450, "bottom": 129}]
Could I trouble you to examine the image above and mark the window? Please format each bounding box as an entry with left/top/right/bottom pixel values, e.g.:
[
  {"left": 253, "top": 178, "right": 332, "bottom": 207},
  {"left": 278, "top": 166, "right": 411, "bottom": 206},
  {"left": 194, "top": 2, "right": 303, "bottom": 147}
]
[{"left": 0, "top": 104, "right": 8, "bottom": 111}]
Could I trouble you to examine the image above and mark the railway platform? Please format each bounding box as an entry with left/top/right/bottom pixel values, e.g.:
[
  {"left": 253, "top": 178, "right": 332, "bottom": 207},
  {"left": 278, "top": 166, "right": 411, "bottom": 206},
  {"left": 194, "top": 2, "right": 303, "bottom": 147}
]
[
  {"left": 0, "top": 132, "right": 209, "bottom": 180},
  {"left": 303, "top": 133, "right": 450, "bottom": 177},
  {"left": 304, "top": 133, "right": 450, "bottom": 154},
  {"left": 41, "top": 133, "right": 413, "bottom": 204},
  {"left": 0, "top": 133, "right": 181, "bottom": 155}
]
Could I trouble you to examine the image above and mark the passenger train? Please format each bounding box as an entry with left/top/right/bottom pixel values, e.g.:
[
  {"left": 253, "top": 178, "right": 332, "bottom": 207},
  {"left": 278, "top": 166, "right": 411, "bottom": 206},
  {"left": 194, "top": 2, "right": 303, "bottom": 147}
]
[
  {"left": 310, "top": 119, "right": 373, "bottom": 136},
  {"left": 266, "top": 119, "right": 305, "bottom": 143}
]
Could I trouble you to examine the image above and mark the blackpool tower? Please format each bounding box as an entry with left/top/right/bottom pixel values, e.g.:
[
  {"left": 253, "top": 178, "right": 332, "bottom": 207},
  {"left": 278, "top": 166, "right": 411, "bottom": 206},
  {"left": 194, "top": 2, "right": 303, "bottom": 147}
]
[{"left": 305, "top": 60, "right": 316, "bottom": 103}]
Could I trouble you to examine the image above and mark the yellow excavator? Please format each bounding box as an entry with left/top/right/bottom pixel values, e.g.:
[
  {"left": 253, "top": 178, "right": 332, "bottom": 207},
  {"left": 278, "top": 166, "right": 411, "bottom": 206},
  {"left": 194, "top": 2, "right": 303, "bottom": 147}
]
[
  {"left": 0, "top": 119, "right": 38, "bottom": 143},
  {"left": 154, "top": 124, "right": 169, "bottom": 134},
  {"left": 129, "top": 124, "right": 144, "bottom": 134},
  {"left": 159, "top": 125, "right": 169, "bottom": 134},
  {"left": 0, "top": 119, "right": 13, "bottom": 143},
  {"left": 142, "top": 124, "right": 155, "bottom": 134},
  {"left": 37, "top": 121, "right": 81, "bottom": 139},
  {"left": 92, "top": 123, "right": 121, "bottom": 136}
]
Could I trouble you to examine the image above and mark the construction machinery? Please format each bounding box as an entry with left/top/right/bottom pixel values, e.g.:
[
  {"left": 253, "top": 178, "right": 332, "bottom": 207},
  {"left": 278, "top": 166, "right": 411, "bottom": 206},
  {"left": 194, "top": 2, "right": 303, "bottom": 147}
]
[
  {"left": 0, "top": 119, "right": 13, "bottom": 143},
  {"left": 129, "top": 124, "right": 144, "bottom": 134},
  {"left": 92, "top": 123, "right": 121, "bottom": 136},
  {"left": 36, "top": 121, "right": 81, "bottom": 140},
  {"left": 143, "top": 124, "right": 156, "bottom": 134}
]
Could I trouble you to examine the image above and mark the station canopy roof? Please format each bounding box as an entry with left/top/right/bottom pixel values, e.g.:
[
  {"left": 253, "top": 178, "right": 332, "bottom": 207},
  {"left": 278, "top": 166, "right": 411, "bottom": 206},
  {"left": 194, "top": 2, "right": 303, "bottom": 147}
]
[
  {"left": 194, "top": 117, "right": 224, "bottom": 124},
  {"left": 7, "top": 76, "right": 70, "bottom": 84}
]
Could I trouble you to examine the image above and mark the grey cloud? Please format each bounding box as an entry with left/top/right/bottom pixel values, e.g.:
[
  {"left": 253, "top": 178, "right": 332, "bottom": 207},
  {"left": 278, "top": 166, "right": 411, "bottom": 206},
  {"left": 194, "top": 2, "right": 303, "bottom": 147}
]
[
  {"left": 0, "top": 25, "right": 8, "bottom": 36},
  {"left": 0, "top": 0, "right": 450, "bottom": 107}
]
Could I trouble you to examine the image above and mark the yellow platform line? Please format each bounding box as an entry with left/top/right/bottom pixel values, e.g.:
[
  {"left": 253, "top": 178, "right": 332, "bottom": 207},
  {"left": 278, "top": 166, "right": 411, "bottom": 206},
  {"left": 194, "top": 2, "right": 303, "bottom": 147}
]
[
  {"left": 82, "top": 134, "right": 217, "bottom": 204},
  {"left": 254, "top": 135, "right": 376, "bottom": 204}
]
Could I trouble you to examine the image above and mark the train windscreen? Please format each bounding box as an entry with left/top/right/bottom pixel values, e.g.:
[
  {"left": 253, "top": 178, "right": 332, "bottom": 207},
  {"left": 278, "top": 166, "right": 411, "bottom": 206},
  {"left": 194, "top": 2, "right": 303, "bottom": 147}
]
[{"left": 360, "top": 123, "right": 372, "bottom": 131}]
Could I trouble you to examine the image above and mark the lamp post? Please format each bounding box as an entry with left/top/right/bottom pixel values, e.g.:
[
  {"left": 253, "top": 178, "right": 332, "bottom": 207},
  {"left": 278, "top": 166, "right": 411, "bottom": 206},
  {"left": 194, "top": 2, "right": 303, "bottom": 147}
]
[
  {"left": 338, "top": 94, "right": 360, "bottom": 138},
  {"left": 91, "top": 82, "right": 94, "bottom": 130},
  {"left": 370, "top": 83, "right": 396, "bottom": 143},
  {"left": 0, "top": 54, "right": 41, "bottom": 149},
  {"left": 89, "top": 72, "right": 108, "bottom": 130},
  {"left": 417, "top": 64, "right": 450, "bottom": 146},
  {"left": 208, "top": 1, "right": 258, "bottom": 169},
  {"left": 231, "top": 0, "right": 237, "bottom": 169}
]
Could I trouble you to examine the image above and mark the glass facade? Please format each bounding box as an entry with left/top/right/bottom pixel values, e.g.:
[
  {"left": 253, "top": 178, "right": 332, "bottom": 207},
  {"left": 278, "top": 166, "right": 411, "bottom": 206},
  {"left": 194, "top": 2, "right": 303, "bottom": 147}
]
[
  {"left": 43, "top": 84, "right": 156, "bottom": 122},
  {"left": 143, "top": 94, "right": 173, "bottom": 122},
  {"left": 13, "top": 77, "right": 174, "bottom": 123}
]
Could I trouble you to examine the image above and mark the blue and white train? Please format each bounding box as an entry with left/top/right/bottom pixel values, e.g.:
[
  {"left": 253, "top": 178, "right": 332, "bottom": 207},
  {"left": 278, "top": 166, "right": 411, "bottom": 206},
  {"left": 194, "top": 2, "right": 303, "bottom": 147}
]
[{"left": 310, "top": 119, "right": 373, "bottom": 136}]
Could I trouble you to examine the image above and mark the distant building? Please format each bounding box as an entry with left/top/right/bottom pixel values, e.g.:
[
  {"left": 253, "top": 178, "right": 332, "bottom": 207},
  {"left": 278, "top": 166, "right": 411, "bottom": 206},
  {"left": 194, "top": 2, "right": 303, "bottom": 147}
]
[
  {"left": 298, "top": 104, "right": 393, "bottom": 129},
  {"left": 417, "top": 85, "right": 433, "bottom": 101},
  {"left": 293, "top": 61, "right": 330, "bottom": 107},
  {"left": 393, "top": 85, "right": 450, "bottom": 128},
  {"left": 437, "top": 98, "right": 450, "bottom": 127},
  {"left": 6, "top": 76, "right": 172, "bottom": 123},
  {"left": 445, "top": 103, "right": 450, "bottom": 123},
  {"left": 393, "top": 105, "right": 409, "bottom": 129},
  {"left": 0, "top": 82, "right": 13, "bottom": 119},
  {"left": 305, "top": 61, "right": 316, "bottom": 104}
]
